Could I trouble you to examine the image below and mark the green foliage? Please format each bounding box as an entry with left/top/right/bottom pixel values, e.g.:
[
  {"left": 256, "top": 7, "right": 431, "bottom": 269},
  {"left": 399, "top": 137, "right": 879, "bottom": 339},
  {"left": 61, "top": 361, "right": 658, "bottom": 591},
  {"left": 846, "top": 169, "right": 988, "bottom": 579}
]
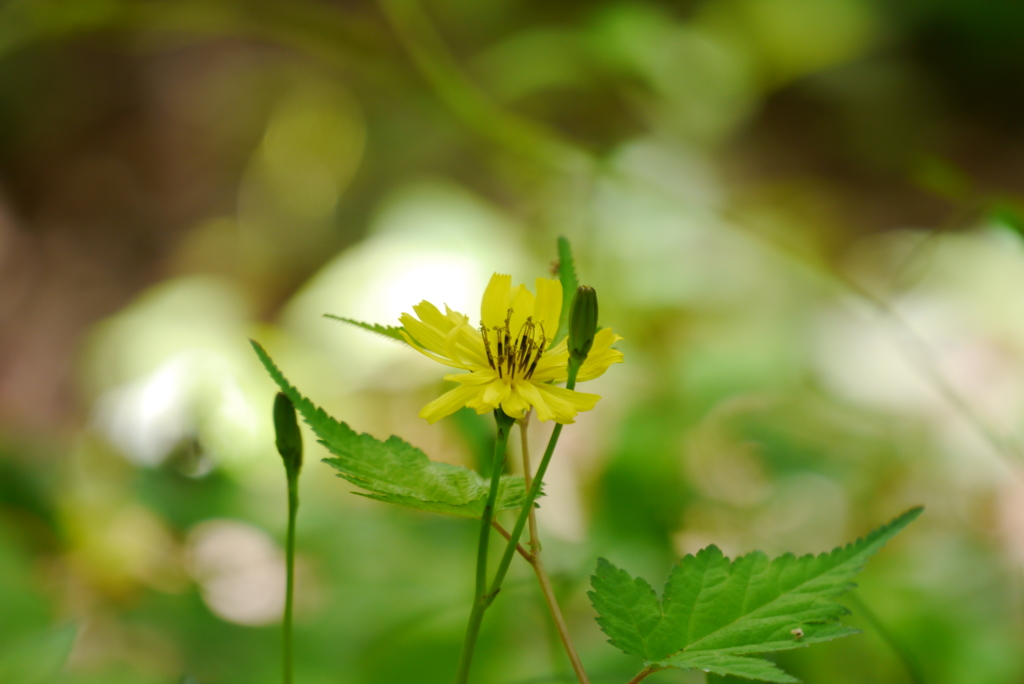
[
  {"left": 323, "top": 314, "right": 409, "bottom": 344},
  {"left": 0, "top": 624, "right": 76, "bottom": 684},
  {"left": 555, "top": 236, "right": 579, "bottom": 343},
  {"left": 590, "top": 507, "right": 923, "bottom": 682},
  {"left": 251, "top": 341, "right": 532, "bottom": 518}
]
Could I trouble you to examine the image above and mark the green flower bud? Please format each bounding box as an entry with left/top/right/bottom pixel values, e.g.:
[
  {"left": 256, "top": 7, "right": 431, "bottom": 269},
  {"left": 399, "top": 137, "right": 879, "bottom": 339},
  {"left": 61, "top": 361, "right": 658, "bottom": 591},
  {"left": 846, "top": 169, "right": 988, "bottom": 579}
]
[
  {"left": 568, "top": 285, "right": 598, "bottom": 365},
  {"left": 274, "top": 392, "right": 303, "bottom": 475}
]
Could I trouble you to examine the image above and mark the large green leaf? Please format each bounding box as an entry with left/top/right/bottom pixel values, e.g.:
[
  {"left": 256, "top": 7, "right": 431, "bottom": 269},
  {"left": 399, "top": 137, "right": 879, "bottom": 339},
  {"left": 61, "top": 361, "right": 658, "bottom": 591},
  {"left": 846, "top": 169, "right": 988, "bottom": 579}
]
[
  {"left": 251, "top": 340, "right": 532, "bottom": 518},
  {"left": 590, "top": 507, "right": 922, "bottom": 682},
  {"left": 323, "top": 314, "right": 409, "bottom": 344}
]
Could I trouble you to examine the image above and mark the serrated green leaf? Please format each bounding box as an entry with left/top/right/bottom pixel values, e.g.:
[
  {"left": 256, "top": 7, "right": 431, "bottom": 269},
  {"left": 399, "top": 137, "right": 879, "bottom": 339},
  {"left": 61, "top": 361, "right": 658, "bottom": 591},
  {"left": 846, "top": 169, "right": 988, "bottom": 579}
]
[
  {"left": 555, "top": 236, "right": 579, "bottom": 343},
  {"left": 323, "top": 314, "right": 409, "bottom": 344},
  {"left": 590, "top": 507, "right": 922, "bottom": 682},
  {"left": 251, "top": 340, "right": 533, "bottom": 518},
  {"left": 667, "top": 653, "right": 798, "bottom": 683},
  {"left": 590, "top": 558, "right": 662, "bottom": 659}
]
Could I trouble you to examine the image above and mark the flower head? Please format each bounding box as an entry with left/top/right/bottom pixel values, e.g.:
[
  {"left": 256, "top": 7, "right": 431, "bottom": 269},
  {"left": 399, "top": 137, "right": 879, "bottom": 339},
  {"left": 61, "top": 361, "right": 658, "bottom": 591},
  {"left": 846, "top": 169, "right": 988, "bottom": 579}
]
[{"left": 400, "top": 273, "right": 623, "bottom": 424}]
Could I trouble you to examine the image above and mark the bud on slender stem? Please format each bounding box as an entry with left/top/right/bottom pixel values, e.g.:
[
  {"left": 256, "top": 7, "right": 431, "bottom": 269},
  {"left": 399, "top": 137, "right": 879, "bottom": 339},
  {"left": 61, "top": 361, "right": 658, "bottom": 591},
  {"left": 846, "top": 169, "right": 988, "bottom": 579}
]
[
  {"left": 568, "top": 285, "right": 598, "bottom": 368},
  {"left": 274, "top": 392, "right": 303, "bottom": 476},
  {"left": 273, "top": 392, "right": 302, "bottom": 684}
]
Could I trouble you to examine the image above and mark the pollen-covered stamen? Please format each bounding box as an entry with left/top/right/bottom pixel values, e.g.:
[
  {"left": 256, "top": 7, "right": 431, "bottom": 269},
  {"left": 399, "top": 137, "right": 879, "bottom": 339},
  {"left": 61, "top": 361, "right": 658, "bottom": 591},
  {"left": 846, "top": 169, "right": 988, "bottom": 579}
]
[
  {"left": 482, "top": 309, "right": 551, "bottom": 380},
  {"left": 519, "top": 338, "right": 536, "bottom": 375},
  {"left": 493, "top": 321, "right": 506, "bottom": 378},
  {"left": 503, "top": 310, "right": 514, "bottom": 375},
  {"left": 480, "top": 325, "right": 496, "bottom": 370},
  {"left": 515, "top": 317, "right": 535, "bottom": 372},
  {"left": 525, "top": 324, "right": 548, "bottom": 379}
]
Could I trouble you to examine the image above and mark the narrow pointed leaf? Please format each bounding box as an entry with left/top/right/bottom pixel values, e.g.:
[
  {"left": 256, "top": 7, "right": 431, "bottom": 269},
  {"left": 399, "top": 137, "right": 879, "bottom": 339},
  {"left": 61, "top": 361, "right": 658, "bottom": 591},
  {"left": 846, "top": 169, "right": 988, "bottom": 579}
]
[
  {"left": 323, "top": 314, "right": 409, "bottom": 344},
  {"left": 592, "top": 508, "right": 922, "bottom": 682},
  {"left": 251, "top": 340, "right": 532, "bottom": 518},
  {"left": 555, "top": 236, "right": 579, "bottom": 343}
]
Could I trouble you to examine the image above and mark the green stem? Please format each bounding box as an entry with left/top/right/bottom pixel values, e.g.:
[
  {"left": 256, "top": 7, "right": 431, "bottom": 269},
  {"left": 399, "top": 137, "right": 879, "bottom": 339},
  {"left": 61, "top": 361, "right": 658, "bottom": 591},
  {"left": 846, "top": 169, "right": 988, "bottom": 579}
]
[
  {"left": 455, "top": 410, "right": 515, "bottom": 684},
  {"left": 283, "top": 473, "right": 298, "bottom": 684},
  {"left": 519, "top": 417, "right": 590, "bottom": 684},
  {"left": 486, "top": 364, "right": 580, "bottom": 606},
  {"left": 627, "top": 666, "right": 663, "bottom": 684}
]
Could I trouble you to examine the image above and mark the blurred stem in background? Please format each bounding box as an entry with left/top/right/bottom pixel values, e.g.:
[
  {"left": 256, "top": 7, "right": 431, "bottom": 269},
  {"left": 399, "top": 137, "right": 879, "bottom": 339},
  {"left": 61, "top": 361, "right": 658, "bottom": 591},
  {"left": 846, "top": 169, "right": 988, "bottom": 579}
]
[
  {"left": 846, "top": 592, "right": 927, "bottom": 684},
  {"left": 274, "top": 393, "right": 303, "bottom": 684},
  {"left": 375, "top": 0, "right": 589, "bottom": 172}
]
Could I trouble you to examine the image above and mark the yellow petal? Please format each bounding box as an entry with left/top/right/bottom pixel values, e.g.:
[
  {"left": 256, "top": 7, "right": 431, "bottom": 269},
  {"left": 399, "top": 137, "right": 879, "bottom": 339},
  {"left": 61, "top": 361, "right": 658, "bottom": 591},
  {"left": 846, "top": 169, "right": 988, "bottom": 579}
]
[
  {"left": 533, "top": 277, "right": 562, "bottom": 342},
  {"left": 508, "top": 283, "right": 536, "bottom": 336},
  {"left": 481, "top": 273, "right": 511, "bottom": 330},
  {"left": 500, "top": 384, "right": 531, "bottom": 419},
  {"left": 419, "top": 383, "right": 484, "bottom": 423},
  {"left": 444, "top": 321, "right": 490, "bottom": 370},
  {"left": 451, "top": 323, "right": 490, "bottom": 369},
  {"left": 444, "top": 370, "right": 497, "bottom": 385},
  {"left": 542, "top": 328, "right": 624, "bottom": 382},
  {"left": 413, "top": 301, "right": 456, "bottom": 333},
  {"left": 400, "top": 330, "right": 466, "bottom": 369},
  {"left": 400, "top": 312, "right": 449, "bottom": 356},
  {"left": 514, "top": 380, "right": 554, "bottom": 422},
  {"left": 577, "top": 329, "right": 625, "bottom": 381},
  {"left": 445, "top": 305, "right": 469, "bottom": 328},
  {"left": 530, "top": 346, "right": 570, "bottom": 381},
  {"left": 479, "top": 376, "right": 512, "bottom": 409},
  {"left": 535, "top": 382, "right": 600, "bottom": 423}
]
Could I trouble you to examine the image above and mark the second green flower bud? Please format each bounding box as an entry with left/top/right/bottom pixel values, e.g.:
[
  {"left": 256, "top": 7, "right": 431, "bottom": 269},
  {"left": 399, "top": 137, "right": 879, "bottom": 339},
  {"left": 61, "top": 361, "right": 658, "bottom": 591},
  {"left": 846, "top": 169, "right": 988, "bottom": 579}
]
[{"left": 568, "top": 285, "right": 598, "bottom": 366}]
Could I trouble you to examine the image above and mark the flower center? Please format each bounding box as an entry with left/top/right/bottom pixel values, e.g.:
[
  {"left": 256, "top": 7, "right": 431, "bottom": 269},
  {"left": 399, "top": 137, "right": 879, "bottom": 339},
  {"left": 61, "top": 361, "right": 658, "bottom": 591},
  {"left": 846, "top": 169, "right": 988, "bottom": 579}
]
[{"left": 480, "top": 309, "right": 547, "bottom": 380}]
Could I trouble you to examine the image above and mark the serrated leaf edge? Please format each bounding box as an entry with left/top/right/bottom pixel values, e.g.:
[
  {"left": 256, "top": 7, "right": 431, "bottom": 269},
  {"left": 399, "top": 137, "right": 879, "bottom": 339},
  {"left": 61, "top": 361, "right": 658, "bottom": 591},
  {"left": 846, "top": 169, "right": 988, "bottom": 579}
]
[
  {"left": 590, "top": 507, "right": 922, "bottom": 682},
  {"left": 250, "top": 339, "right": 535, "bottom": 517},
  {"left": 323, "top": 314, "right": 410, "bottom": 344}
]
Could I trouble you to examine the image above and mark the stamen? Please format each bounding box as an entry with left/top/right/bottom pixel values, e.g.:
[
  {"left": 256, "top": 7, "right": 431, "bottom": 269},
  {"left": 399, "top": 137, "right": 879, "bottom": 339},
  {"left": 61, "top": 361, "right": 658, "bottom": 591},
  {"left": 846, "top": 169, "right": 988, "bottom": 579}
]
[
  {"left": 504, "top": 309, "right": 515, "bottom": 376},
  {"left": 518, "top": 338, "right": 533, "bottom": 373},
  {"left": 492, "top": 325, "right": 505, "bottom": 378},
  {"left": 515, "top": 317, "right": 534, "bottom": 373},
  {"left": 525, "top": 332, "right": 547, "bottom": 379},
  {"left": 503, "top": 310, "right": 513, "bottom": 360},
  {"left": 480, "top": 325, "right": 496, "bottom": 370},
  {"left": 525, "top": 356, "right": 541, "bottom": 379}
]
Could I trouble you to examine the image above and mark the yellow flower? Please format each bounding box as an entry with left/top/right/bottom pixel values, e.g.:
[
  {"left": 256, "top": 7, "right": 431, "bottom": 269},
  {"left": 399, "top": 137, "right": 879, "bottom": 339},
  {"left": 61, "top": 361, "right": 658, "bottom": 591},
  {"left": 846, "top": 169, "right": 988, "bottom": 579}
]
[{"left": 400, "top": 273, "right": 624, "bottom": 424}]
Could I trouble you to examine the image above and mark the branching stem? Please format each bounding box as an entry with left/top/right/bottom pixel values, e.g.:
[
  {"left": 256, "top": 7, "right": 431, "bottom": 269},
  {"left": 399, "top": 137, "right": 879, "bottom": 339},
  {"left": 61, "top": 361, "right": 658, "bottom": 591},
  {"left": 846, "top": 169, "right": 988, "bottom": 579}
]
[
  {"left": 487, "top": 363, "right": 580, "bottom": 608},
  {"left": 455, "top": 411, "right": 515, "bottom": 684},
  {"left": 626, "top": 666, "right": 663, "bottom": 684},
  {"left": 491, "top": 520, "right": 532, "bottom": 561},
  {"left": 519, "top": 416, "right": 590, "bottom": 684}
]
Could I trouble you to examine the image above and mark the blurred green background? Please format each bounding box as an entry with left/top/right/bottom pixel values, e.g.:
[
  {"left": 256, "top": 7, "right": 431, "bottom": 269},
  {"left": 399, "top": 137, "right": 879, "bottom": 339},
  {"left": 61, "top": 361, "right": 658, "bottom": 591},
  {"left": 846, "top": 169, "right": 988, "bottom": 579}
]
[{"left": 1, "top": 0, "right": 1024, "bottom": 682}]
